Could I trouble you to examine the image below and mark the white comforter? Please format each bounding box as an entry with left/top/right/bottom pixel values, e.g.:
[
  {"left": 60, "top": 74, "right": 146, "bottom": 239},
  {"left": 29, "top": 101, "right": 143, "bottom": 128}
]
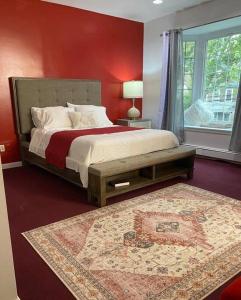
[{"left": 29, "top": 126, "right": 179, "bottom": 187}]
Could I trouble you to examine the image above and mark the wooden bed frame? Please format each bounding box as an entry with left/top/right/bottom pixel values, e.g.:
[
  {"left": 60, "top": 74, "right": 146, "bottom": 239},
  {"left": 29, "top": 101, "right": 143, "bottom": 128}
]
[{"left": 11, "top": 77, "right": 196, "bottom": 207}]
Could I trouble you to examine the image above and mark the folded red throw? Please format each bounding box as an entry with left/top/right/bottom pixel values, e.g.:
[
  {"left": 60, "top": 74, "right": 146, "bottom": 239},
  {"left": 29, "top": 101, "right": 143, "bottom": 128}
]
[{"left": 45, "top": 126, "right": 143, "bottom": 169}]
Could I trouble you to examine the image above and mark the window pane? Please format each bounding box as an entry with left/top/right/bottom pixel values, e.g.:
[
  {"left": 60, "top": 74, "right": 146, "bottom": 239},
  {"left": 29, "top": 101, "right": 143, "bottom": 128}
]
[
  {"left": 184, "top": 74, "right": 193, "bottom": 90},
  {"left": 183, "top": 89, "right": 193, "bottom": 110},
  {"left": 183, "top": 41, "right": 195, "bottom": 112},
  {"left": 184, "top": 58, "right": 195, "bottom": 74},
  {"left": 185, "top": 33, "right": 241, "bottom": 129},
  {"left": 203, "top": 34, "right": 241, "bottom": 129},
  {"left": 184, "top": 41, "right": 195, "bottom": 58}
]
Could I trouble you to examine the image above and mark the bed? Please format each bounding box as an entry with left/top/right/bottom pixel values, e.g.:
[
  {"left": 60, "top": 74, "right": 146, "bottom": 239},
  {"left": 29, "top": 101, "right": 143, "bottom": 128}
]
[{"left": 11, "top": 77, "right": 196, "bottom": 207}]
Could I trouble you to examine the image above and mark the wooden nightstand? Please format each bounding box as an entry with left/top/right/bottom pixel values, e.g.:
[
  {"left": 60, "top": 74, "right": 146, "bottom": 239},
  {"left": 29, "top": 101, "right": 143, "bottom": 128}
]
[{"left": 116, "top": 118, "right": 152, "bottom": 129}]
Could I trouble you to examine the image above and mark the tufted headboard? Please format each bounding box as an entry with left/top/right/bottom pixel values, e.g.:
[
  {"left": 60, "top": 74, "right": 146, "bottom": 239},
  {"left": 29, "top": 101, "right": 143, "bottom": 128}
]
[{"left": 11, "top": 77, "right": 101, "bottom": 139}]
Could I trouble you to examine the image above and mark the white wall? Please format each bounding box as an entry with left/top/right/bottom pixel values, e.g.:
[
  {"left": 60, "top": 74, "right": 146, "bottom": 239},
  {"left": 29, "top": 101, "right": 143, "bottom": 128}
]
[
  {"left": 143, "top": 0, "right": 241, "bottom": 159},
  {"left": 0, "top": 156, "right": 18, "bottom": 300},
  {"left": 143, "top": 13, "right": 175, "bottom": 129}
]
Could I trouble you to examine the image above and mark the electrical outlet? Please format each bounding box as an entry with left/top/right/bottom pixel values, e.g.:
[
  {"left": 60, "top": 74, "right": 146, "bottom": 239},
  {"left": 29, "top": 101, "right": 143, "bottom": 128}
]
[{"left": 0, "top": 144, "right": 5, "bottom": 152}]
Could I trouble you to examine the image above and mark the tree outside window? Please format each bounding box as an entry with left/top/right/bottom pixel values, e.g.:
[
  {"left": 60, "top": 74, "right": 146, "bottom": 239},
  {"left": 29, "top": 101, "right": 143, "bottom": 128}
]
[
  {"left": 183, "top": 41, "right": 195, "bottom": 110},
  {"left": 183, "top": 32, "right": 241, "bottom": 130}
]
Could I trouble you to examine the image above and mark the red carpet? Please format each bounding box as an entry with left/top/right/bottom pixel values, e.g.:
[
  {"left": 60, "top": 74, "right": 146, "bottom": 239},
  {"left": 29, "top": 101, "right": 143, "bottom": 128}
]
[{"left": 3, "top": 158, "right": 241, "bottom": 300}]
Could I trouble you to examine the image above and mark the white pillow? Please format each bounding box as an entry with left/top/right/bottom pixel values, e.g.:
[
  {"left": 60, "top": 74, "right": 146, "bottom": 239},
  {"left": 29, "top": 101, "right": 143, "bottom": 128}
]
[
  {"left": 31, "top": 106, "right": 73, "bottom": 129},
  {"left": 67, "top": 102, "right": 95, "bottom": 109},
  {"left": 69, "top": 111, "right": 98, "bottom": 129},
  {"left": 67, "top": 103, "right": 113, "bottom": 127}
]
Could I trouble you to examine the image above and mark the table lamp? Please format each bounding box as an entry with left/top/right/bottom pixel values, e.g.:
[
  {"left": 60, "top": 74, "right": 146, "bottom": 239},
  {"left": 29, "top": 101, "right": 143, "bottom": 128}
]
[{"left": 123, "top": 80, "right": 143, "bottom": 119}]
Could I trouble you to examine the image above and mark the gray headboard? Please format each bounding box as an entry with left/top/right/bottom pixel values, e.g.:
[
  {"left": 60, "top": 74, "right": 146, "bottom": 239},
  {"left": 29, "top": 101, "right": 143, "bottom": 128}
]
[{"left": 11, "top": 77, "right": 101, "bottom": 138}]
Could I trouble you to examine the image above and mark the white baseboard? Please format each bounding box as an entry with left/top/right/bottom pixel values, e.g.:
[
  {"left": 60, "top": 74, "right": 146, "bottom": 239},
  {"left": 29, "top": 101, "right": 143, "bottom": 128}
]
[
  {"left": 185, "top": 144, "right": 241, "bottom": 163},
  {"left": 2, "top": 161, "right": 22, "bottom": 170}
]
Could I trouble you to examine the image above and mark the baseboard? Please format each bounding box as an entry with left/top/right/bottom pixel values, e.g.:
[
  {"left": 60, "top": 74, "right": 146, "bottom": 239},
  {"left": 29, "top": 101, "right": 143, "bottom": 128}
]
[
  {"left": 185, "top": 144, "right": 241, "bottom": 163},
  {"left": 2, "top": 161, "right": 23, "bottom": 170}
]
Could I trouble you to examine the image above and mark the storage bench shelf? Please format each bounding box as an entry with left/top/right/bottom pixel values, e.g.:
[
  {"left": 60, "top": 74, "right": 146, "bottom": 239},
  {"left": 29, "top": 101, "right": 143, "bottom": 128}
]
[{"left": 88, "top": 145, "right": 196, "bottom": 207}]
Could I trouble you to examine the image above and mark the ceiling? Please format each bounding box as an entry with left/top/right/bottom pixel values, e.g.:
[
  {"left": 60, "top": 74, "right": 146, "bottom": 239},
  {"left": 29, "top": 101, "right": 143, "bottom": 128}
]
[{"left": 44, "top": 0, "right": 211, "bottom": 23}]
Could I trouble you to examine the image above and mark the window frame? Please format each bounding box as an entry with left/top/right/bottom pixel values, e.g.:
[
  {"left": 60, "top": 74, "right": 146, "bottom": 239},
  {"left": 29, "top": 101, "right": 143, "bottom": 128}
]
[{"left": 183, "top": 25, "right": 241, "bottom": 133}]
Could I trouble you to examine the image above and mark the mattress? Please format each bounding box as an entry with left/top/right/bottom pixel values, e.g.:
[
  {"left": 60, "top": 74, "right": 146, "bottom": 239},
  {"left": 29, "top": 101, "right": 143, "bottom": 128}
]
[{"left": 29, "top": 126, "right": 179, "bottom": 187}]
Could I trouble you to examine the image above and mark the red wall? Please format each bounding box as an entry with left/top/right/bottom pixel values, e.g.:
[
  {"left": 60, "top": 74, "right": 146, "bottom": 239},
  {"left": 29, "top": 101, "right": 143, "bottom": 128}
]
[{"left": 0, "top": 0, "right": 143, "bottom": 163}]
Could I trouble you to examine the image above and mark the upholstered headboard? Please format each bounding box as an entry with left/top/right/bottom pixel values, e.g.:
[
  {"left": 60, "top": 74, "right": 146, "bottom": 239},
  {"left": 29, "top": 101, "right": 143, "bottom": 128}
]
[{"left": 11, "top": 77, "right": 101, "bottom": 139}]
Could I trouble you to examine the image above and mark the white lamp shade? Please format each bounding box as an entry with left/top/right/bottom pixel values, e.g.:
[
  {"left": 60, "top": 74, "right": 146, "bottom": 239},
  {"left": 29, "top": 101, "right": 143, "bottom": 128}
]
[{"left": 123, "top": 81, "right": 143, "bottom": 99}]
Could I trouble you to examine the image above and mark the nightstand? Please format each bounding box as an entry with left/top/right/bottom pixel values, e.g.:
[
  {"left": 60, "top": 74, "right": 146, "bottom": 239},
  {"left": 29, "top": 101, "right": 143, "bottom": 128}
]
[{"left": 116, "top": 118, "right": 152, "bottom": 129}]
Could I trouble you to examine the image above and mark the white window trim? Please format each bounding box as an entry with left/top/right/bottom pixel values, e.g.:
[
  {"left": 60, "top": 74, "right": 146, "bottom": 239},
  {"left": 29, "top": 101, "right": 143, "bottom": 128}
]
[
  {"left": 185, "top": 126, "right": 232, "bottom": 135},
  {"left": 183, "top": 24, "right": 241, "bottom": 132}
]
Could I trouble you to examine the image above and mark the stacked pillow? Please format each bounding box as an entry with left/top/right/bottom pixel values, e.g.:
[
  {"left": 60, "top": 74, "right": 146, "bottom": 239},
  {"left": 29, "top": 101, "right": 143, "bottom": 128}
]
[
  {"left": 31, "top": 106, "right": 74, "bottom": 129},
  {"left": 31, "top": 103, "right": 113, "bottom": 130},
  {"left": 67, "top": 103, "right": 113, "bottom": 129}
]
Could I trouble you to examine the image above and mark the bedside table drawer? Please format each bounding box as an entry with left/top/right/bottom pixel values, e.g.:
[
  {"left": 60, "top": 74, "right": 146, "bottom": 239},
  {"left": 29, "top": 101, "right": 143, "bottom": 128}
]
[
  {"left": 129, "top": 121, "right": 151, "bottom": 129},
  {"left": 116, "top": 119, "right": 152, "bottom": 129}
]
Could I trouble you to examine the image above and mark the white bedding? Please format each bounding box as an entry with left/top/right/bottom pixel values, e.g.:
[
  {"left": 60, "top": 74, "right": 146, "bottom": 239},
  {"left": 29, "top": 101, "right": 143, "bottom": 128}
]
[{"left": 29, "top": 126, "right": 179, "bottom": 187}]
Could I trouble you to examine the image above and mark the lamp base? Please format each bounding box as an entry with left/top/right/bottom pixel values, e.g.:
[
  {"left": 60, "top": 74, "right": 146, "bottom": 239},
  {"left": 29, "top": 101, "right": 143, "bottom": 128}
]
[{"left": 127, "top": 99, "right": 140, "bottom": 119}]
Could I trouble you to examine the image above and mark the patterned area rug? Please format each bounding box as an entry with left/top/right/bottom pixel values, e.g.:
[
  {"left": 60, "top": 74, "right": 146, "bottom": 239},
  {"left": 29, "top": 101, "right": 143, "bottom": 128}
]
[{"left": 23, "top": 184, "right": 241, "bottom": 300}]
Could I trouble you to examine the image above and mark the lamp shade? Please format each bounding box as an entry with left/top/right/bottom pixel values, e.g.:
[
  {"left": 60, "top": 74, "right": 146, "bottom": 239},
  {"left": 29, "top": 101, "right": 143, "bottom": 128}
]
[{"left": 123, "top": 81, "right": 143, "bottom": 99}]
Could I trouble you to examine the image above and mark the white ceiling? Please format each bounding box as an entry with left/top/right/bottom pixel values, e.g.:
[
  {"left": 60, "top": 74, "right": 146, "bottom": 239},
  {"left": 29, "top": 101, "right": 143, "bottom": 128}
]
[{"left": 44, "top": 0, "right": 211, "bottom": 23}]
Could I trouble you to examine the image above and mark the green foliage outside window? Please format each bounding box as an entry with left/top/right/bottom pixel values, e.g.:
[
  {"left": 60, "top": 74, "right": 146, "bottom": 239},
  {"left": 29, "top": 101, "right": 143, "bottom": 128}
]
[
  {"left": 183, "top": 41, "right": 195, "bottom": 110},
  {"left": 204, "top": 34, "right": 241, "bottom": 101},
  {"left": 183, "top": 33, "right": 241, "bottom": 129}
]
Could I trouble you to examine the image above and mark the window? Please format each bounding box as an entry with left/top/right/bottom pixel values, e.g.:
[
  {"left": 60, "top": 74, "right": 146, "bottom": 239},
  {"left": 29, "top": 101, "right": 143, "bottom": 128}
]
[
  {"left": 183, "top": 41, "right": 196, "bottom": 110},
  {"left": 225, "top": 89, "right": 233, "bottom": 101},
  {"left": 183, "top": 31, "right": 241, "bottom": 130}
]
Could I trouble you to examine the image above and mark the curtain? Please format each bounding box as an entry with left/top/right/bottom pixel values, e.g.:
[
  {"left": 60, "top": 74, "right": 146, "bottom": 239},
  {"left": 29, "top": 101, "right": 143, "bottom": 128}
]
[
  {"left": 229, "top": 75, "right": 241, "bottom": 152},
  {"left": 157, "top": 32, "right": 170, "bottom": 129},
  {"left": 158, "top": 29, "right": 184, "bottom": 143}
]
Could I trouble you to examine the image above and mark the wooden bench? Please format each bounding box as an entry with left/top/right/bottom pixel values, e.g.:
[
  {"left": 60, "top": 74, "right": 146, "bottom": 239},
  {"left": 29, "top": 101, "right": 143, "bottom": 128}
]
[{"left": 88, "top": 145, "right": 196, "bottom": 207}]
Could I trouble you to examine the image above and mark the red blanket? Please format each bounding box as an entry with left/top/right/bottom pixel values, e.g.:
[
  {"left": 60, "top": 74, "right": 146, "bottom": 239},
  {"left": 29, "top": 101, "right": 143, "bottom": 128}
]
[{"left": 45, "top": 126, "right": 143, "bottom": 168}]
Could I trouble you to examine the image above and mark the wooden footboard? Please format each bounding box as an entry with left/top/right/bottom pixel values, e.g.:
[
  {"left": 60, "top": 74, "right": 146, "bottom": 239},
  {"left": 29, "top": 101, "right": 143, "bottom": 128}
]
[
  {"left": 88, "top": 145, "right": 196, "bottom": 207},
  {"left": 21, "top": 141, "right": 83, "bottom": 188},
  {"left": 21, "top": 142, "right": 195, "bottom": 207}
]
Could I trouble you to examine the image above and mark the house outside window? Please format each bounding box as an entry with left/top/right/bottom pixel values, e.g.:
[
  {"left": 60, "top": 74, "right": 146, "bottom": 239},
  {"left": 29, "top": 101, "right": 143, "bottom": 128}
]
[{"left": 183, "top": 28, "right": 241, "bottom": 131}]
